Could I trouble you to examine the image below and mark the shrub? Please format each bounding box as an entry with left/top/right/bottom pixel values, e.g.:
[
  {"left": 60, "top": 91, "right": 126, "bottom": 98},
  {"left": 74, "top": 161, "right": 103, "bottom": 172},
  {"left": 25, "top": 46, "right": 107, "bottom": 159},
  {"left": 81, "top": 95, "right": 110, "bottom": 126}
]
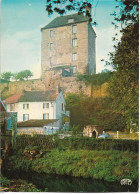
[
  {"left": 15, "top": 135, "right": 138, "bottom": 153},
  {"left": 15, "top": 134, "right": 58, "bottom": 149},
  {"left": 1, "top": 176, "right": 10, "bottom": 187},
  {"left": 57, "top": 137, "right": 138, "bottom": 153}
]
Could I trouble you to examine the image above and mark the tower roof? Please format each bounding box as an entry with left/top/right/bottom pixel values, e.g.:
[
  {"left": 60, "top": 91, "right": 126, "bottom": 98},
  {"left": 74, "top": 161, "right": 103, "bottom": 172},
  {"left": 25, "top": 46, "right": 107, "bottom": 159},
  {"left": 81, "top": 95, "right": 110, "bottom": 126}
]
[{"left": 41, "top": 13, "right": 89, "bottom": 31}]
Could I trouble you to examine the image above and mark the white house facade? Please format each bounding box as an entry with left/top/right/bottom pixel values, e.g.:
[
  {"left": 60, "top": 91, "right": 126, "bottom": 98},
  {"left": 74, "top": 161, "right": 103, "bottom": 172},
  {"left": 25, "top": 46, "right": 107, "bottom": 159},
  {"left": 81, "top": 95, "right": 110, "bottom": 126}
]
[{"left": 5, "top": 90, "right": 66, "bottom": 123}]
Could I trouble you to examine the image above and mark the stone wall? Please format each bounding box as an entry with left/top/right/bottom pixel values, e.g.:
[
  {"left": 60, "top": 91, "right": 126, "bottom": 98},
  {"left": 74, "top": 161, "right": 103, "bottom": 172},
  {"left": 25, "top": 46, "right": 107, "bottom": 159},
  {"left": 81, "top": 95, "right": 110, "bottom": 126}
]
[
  {"left": 41, "top": 21, "right": 93, "bottom": 78},
  {"left": 1, "top": 76, "right": 108, "bottom": 100},
  {"left": 42, "top": 72, "right": 108, "bottom": 97},
  {"left": 88, "top": 24, "right": 96, "bottom": 74},
  {"left": 1, "top": 79, "right": 46, "bottom": 99}
]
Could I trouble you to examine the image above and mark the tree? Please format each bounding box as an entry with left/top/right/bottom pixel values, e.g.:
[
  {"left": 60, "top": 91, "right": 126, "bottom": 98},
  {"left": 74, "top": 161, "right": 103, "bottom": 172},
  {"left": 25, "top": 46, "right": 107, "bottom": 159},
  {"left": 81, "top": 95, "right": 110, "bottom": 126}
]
[
  {"left": 46, "top": 0, "right": 96, "bottom": 23},
  {"left": 66, "top": 93, "right": 126, "bottom": 131},
  {"left": 77, "top": 71, "right": 112, "bottom": 96},
  {"left": 1, "top": 72, "right": 13, "bottom": 81},
  {"left": 14, "top": 70, "right": 33, "bottom": 81},
  {"left": 108, "top": 0, "right": 139, "bottom": 131},
  {"left": 22, "top": 70, "right": 33, "bottom": 80}
]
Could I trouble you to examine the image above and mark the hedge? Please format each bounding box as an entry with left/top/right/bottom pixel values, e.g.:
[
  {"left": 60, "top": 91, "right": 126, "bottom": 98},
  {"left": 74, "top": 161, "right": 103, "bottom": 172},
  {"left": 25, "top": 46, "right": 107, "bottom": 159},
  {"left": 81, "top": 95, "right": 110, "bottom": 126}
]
[
  {"left": 15, "top": 135, "right": 138, "bottom": 153},
  {"left": 57, "top": 137, "right": 138, "bottom": 153}
]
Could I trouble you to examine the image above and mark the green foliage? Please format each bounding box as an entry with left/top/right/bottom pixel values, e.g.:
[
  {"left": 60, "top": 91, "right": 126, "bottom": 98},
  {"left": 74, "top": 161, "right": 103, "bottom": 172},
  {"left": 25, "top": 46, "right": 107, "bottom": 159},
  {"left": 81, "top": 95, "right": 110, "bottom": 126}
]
[
  {"left": 69, "top": 125, "right": 82, "bottom": 135},
  {"left": 77, "top": 71, "right": 112, "bottom": 96},
  {"left": 17, "top": 182, "right": 41, "bottom": 192},
  {"left": 1, "top": 176, "right": 10, "bottom": 187},
  {"left": 15, "top": 134, "right": 58, "bottom": 149},
  {"left": 77, "top": 71, "right": 112, "bottom": 86},
  {"left": 46, "top": 0, "right": 93, "bottom": 22},
  {"left": 0, "top": 72, "right": 13, "bottom": 81},
  {"left": 14, "top": 70, "right": 33, "bottom": 81},
  {"left": 14, "top": 135, "right": 138, "bottom": 153},
  {"left": 108, "top": 1, "right": 139, "bottom": 131},
  {"left": 66, "top": 94, "right": 126, "bottom": 131},
  {"left": 7, "top": 149, "right": 138, "bottom": 182},
  {"left": 8, "top": 154, "right": 32, "bottom": 172},
  {"left": 57, "top": 137, "right": 138, "bottom": 153}
]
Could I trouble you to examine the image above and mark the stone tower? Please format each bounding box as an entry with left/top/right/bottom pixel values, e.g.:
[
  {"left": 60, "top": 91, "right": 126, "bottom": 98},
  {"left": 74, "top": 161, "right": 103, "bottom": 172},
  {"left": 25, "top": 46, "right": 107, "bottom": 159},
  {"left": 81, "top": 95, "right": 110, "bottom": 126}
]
[{"left": 41, "top": 13, "right": 96, "bottom": 80}]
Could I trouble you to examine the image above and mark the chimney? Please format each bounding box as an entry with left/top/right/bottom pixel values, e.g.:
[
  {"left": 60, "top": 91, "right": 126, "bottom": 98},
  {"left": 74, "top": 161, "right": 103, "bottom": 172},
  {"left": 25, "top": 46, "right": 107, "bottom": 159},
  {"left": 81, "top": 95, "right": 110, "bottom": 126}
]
[{"left": 56, "top": 83, "right": 61, "bottom": 95}]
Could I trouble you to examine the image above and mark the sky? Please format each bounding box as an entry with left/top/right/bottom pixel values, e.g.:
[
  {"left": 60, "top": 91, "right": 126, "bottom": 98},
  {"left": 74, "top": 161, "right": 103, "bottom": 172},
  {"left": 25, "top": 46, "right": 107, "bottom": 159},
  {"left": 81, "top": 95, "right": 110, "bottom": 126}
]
[{"left": 0, "top": 0, "right": 121, "bottom": 79}]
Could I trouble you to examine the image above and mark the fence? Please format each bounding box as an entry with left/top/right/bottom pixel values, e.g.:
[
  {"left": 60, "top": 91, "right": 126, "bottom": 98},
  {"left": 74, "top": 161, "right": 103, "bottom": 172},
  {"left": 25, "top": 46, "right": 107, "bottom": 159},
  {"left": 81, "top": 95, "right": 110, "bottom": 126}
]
[
  {"left": 106, "top": 131, "right": 139, "bottom": 140},
  {"left": 15, "top": 134, "right": 58, "bottom": 149}
]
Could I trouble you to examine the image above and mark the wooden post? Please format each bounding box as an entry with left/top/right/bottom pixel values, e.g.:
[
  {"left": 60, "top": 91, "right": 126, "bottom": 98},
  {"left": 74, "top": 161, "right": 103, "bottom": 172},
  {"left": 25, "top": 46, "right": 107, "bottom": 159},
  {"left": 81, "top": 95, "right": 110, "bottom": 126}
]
[{"left": 117, "top": 131, "right": 119, "bottom": 138}]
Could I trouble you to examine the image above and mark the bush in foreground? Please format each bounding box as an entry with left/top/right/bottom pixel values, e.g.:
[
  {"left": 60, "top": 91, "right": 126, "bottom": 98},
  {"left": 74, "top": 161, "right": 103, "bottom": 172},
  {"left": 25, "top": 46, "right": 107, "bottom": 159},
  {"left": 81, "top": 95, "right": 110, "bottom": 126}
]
[{"left": 6, "top": 148, "right": 138, "bottom": 182}]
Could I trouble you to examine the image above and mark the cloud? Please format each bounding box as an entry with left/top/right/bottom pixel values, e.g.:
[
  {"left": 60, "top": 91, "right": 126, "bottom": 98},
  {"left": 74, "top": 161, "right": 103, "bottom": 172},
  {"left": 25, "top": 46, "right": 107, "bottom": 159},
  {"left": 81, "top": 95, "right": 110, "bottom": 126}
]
[{"left": 1, "top": 29, "right": 41, "bottom": 74}]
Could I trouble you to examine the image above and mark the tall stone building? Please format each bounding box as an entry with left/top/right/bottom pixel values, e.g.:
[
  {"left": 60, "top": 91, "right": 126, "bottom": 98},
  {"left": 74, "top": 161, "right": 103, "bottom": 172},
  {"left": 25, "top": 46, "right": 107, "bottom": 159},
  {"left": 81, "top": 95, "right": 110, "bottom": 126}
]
[{"left": 41, "top": 13, "right": 96, "bottom": 79}]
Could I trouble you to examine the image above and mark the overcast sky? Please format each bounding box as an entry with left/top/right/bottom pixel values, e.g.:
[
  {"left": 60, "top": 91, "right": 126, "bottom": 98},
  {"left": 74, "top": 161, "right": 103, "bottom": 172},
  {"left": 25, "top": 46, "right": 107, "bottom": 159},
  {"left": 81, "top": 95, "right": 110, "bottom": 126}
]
[{"left": 1, "top": 0, "right": 120, "bottom": 78}]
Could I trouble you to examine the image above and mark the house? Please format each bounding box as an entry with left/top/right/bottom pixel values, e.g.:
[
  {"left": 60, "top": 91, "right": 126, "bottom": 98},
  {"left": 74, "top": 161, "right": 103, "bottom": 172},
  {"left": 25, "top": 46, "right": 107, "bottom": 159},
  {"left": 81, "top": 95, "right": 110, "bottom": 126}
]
[
  {"left": 17, "top": 119, "right": 60, "bottom": 135},
  {"left": 41, "top": 12, "right": 96, "bottom": 78},
  {"left": 83, "top": 125, "right": 103, "bottom": 138},
  {"left": 5, "top": 89, "right": 67, "bottom": 128},
  {"left": 0, "top": 100, "right": 17, "bottom": 133}
]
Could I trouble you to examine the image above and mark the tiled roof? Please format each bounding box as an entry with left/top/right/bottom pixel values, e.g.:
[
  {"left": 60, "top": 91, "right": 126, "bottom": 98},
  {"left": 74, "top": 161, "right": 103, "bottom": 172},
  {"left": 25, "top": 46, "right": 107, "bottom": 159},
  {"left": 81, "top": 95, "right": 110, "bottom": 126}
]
[
  {"left": 41, "top": 13, "right": 89, "bottom": 31},
  {"left": 5, "top": 94, "right": 22, "bottom": 104},
  {"left": 18, "top": 90, "right": 57, "bottom": 102},
  {"left": 5, "top": 90, "right": 58, "bottom": 104},
  {"left": 17, "top": 119, "right": 58, "bottom": 127}
]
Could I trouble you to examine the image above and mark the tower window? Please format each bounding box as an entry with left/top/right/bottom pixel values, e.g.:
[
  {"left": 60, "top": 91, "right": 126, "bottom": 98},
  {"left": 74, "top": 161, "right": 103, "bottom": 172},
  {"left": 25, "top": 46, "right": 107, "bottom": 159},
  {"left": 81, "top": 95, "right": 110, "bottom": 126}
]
[
  {"left": 72, "top": 25, "right": 77, "bottom": 34},
  {"left": 50, "top": 30, "right": 53, "bottom": 37},
  {"left": 73, "top": 66, "right": 77, "bottom": 73},
  {"left": 72, "top": 38, "right": 77, "bottom": 47},
  {"left": 50, "top": 57, "right": 53, "bottom": 65},
  {"left": 50, "top": 43, "right": 53, "bottom": 51},
  {"left": 72, "top": 53, "right": 77, "bottom": 61}
]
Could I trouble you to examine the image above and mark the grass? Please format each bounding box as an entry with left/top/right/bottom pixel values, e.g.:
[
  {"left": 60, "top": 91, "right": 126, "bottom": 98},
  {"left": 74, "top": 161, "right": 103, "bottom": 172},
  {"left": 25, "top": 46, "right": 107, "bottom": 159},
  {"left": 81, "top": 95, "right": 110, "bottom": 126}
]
[
  {"left": 1, "top": 176, "right": 41, "bottom": 192},
  {"left": 6, "top": 148, "right": 138, "bottom": 182}
]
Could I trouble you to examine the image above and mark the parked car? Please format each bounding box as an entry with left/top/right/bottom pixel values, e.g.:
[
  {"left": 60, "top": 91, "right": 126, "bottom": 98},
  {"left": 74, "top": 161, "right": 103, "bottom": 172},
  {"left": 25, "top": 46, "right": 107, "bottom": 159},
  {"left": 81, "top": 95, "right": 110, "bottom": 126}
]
[{"left": 98, "top": 133, "right": 110, "bottom": 139}]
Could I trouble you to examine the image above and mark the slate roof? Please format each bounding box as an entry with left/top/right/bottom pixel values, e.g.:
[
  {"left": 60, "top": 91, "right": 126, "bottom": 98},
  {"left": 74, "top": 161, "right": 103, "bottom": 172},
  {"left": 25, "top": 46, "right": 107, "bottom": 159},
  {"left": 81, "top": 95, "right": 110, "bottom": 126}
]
[
  {"left": 18, "top": 90, "right": 57, "bottom": 102},
  {"left": 41, "top": 13, "right": 89, "bottom": 31},
  {"left": 17, "top": 119, "right": 58, "bottom": 127},
  {"left": 5, "top": 90, "right": 58, "bottom": 103}
]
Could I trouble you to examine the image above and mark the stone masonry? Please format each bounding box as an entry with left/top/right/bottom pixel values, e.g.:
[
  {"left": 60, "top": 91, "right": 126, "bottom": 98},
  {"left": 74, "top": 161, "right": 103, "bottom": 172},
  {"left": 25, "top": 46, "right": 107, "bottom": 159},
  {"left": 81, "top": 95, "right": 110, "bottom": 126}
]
[{"left": 41, "top": 13, "right": 96, "bottom": 90}]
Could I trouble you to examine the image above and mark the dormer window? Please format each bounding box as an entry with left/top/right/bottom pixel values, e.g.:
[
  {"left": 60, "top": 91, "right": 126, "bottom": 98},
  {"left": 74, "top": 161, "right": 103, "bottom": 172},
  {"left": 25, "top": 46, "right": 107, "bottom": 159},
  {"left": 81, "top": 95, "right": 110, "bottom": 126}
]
[{"left": 68, "top": 18, "right": 74, "bottom": 23}]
